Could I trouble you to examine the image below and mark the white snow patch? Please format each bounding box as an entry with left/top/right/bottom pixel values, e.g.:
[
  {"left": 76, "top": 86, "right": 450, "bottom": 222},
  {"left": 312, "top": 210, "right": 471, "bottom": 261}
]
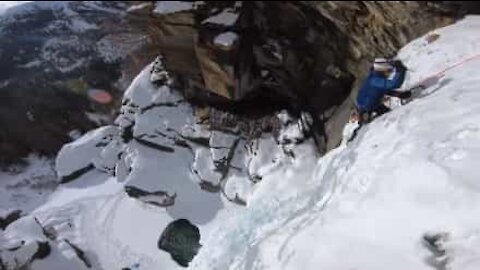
[
  {"left": 41, "top": 36, "right": 88, "bottom": 73},
  {"left": 56, "top": 126, "right": 119, "bottom": 178},
  {"left": 17, "top": 59, "right": 42, "bottom": 68},
  {"left": 0, "top": 1, "right": 30, "bottom": 15},
  {"left": 0, "top": 156, "right": 57, "bottom": 213},
  {"left": 154, "top": 1, "right": 193, "bottom": 15},
  {"left": 85, "top": 112, "right": 112, "bottom": 126},
  {"left": 96, "top": 37, "right": 127, "bottom": 63},
  {"left": 127, "top": 3, "right": 151, "bottom": 13},
  {"left": 68, "top": 130, "right": 82, "bottom": 140},
  {"left": 203, "top": 10, "right": 238, "bottom": 26},
  {"left": 214, "top": 31, "right": 238, "bottom": 48}
]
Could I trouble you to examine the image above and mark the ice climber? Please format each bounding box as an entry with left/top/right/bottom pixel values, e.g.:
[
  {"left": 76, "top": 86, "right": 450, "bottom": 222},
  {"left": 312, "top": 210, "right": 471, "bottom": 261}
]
[
  {"left": 346, "top": 58, "right": 413, "bottom": 143},
  {"left": 355, "top": 57, "right": 412, "bottom": 125}
]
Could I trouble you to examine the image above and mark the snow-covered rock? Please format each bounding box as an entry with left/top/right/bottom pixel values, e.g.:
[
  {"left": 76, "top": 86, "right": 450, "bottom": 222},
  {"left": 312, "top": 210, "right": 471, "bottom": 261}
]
[
  {"left": 0, "top": 1, "right": 29, "bottom": 15},
  {"left": 0, "top": 156, "right": 57, "bottom": 213},
  {"left": 202, "top": 10, "right": 239, "bottom": 26},
  {"left": 56, "top": 126, "right": 119, "bottom": 181},
  {"left": 0, "top": 215, "right": 90, "bottom": 270},
  {"left": 154, "top": 1, "right": 195, "bottom": 15},
  {"left": 192, "top": 16, "right": 480, "bottom": 270},
  {"left": 4, "top": 13, "right": 480, "bottom": 270},
  {"left": 3, "top": 54, "right": 312, "bottom": 269},
  {"left": 213, "top": 32, "right": 239, "bottom": 48}
]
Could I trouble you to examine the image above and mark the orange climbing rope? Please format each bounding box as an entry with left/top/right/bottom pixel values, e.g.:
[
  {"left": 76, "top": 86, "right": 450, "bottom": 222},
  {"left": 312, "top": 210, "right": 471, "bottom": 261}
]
[
  {"left": 349, "top": 53, "right": 480, "bottom": 122},
  {"left": 415, "top": 53, "right": 480, "bottom": 87}
]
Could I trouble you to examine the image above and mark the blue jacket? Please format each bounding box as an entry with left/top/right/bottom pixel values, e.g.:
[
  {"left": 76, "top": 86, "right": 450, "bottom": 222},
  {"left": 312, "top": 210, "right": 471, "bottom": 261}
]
[{"left": 356, "top": 67, "right": 406, "bottom": 111}]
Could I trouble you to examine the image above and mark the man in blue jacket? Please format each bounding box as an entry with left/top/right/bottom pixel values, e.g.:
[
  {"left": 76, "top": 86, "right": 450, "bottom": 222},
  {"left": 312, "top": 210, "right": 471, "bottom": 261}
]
[{"left": 355, "top": 58, "right": 412, "bottom": 124}]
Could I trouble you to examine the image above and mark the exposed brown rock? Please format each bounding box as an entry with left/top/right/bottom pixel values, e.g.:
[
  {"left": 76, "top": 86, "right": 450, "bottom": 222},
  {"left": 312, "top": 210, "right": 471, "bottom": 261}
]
[{"left": 138, "top": 1, "right": 454, "bottom": 153}]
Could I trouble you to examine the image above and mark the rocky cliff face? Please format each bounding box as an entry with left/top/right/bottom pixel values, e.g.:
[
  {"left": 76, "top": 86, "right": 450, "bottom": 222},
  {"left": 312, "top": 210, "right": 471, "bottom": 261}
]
[
  {"left": 130, "top": 1, "right": 454, "bottom": 153},
  {"left": 0, "top": 1, "right": 454, "bottom": 165}
]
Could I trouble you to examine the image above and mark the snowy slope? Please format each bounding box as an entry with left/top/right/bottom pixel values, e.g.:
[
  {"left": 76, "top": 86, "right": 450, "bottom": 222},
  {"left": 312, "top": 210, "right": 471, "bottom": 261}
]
[
  {"left": 2, "top": 53, "right": 314, "bottom": 269},
  {"left": 0, "top": 156, "right": 57, "bottom": 213},
  {"left": 192, "top": 16, "right": 480, "bottom": 270},
  {"left": 3, "top": 15, "right": 480, "bottom": 270},
  {"left": 0, "top": 1, "right": 29, "bottom": 15}
]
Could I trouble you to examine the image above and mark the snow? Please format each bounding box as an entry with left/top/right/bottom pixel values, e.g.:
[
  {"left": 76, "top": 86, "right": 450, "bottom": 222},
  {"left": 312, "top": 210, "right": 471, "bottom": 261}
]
[
  {"left": 3, "top": 53, "right": 312, "bottom": 269},
  {"left": 0, "top": 1, "right": 30, "bottom": 15},
  {"left": 96, "top": 31, "right": 148, "bottom": 64},
  {"left": 0, "top": 156, "right": 57, "bottom": 213},
  {"left": 203, "top": 10, "right": 239, "bottom": 26},
  {"left": 4, "top": 15, "right": 480, "bottom": 270},
  {"left": 2, "top": 1, "right": 130, "bottom": 75},
  {"left": 127, "top": 3, "right": 151, "bottom": 13},
  {"left": 213, "top": 32, "right": 238, "bottom": 48},
  {"left": 85, "top": 112, "right": 111, "bottom": 126},
  {"left": 56, "top": 126, "right": 118, "bottom": 178},
  {"left": 41, "top": 36, "right": 88, "bottom": 73},
  {"left": 1, "top": 213, "right": 90, "bottom": 270},
  {"left": 68, "top": 17, "right": 97, "bottom": 33},
  {"left": 57, "top": 4, "right": 98, "bottom": 33},
  {"left": 17, "top": 59, "right": 42, "bottom": 69},
  {"left": 154, "top": 1, "right": 194, "bottom": 15},
  {"left": 192, "top": 16, "right": 480, "bottom": 270},
  {"left": 0, "top": 2, "right": 65, "bottom": 22},
  {"left": 192, "top": 147, "right": 222, "bottom": 185},
  {"left": 3, "top": 216, "right": 47, "bottom": 243}
]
